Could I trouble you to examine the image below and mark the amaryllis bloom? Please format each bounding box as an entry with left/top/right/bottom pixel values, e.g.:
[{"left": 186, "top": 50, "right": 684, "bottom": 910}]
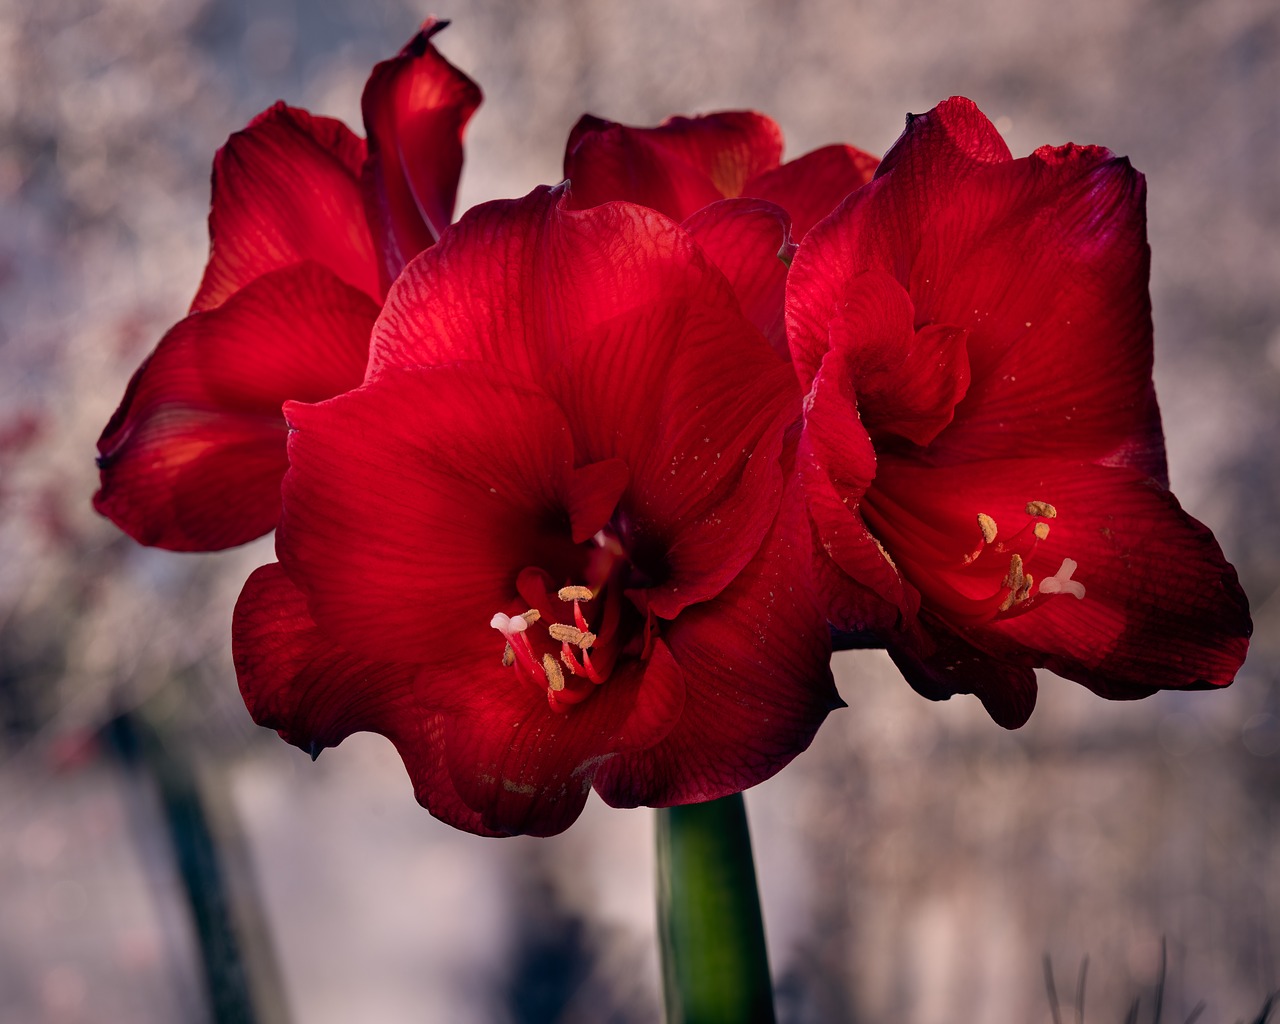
[
  {"left": 233, "top": 186, "right": 839, "bottom": 836},
  {"left": 564, "top": 112, "right": 880, "bottom": 357},
  {"left": 790, "top": 97, "right": 1251, "bottom": 727},
  {"left": 93, "top": 20, "right": 480, "bottom": 551}
]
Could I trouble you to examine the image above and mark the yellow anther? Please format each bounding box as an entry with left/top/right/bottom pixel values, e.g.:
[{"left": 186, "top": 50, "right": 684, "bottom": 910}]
[
  {"left": 548, "top": 623, "right": 596, "bottom": 649},
  {"left": 1015, "top": 575, "right": 1034, "bottom": 604},
  {"left": 1025, "top": 500, "right": 1057, "bottom": 518},
  {"left": 549, "top": 623, "right": 584, "bottom": 644},
  {"left": 542, "top": 653, "right": 565, "bottom": 691},
  {"left": 501, "top": 643, "right": 515, "bottom": 667},
  {"left": 520, "top": 608, "right": 542, "bottom": 624},
  {"left": 1001, "top": 553, "right": 1025, "bottom": 591},
  {"left": 557, "top": 585, "right": 593, "bottom": 602},
  {"left": 977, "top": 513, "right": 998, "bottom": 544},
  {"left": 1033, "top": 522, "right": 1050, "bottom": 540}
]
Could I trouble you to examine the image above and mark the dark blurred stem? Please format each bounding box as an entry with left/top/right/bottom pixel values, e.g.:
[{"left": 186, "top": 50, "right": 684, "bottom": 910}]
[
  {"left": 112, "top": 709, "right": 287, "bottom": 1024},
  {"left": 655, "top": 793, "right": 776, "bottom": 1024}
]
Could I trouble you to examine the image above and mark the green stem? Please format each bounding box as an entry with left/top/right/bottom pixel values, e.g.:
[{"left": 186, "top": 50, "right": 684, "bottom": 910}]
[{"left": 656, "top": 793, "right": 776, "bottom": 1024}]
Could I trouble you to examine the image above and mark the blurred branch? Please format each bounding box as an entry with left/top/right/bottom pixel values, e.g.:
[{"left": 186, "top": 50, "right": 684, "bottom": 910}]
[{"left": 108, "top": 705, "right": 290, "bottom": 1024}]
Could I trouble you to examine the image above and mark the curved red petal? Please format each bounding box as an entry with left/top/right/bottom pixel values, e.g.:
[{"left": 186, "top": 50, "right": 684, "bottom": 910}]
[
  {"left": 915, "top": 146, "right": 1167, "bottom": 478},
  {"left": 798, "top": 351, "right": 920, "bottom": 628},
  {"left": 191, "top": 104, "right": 378, "bottom": 311},
  {"left": 278, "top": 363, "right": 583, "bottom": 664},
  {"left": 233, "top": 562, "right": 495, "bottom": 835},
  {"left": 745, "top": 143, "right": 879, "bottom": 239},
  {"left": 94, "top": 262, "right": 375, "bottom": 550},
  {"left": 788, "top": 97, "right": 1009, "bottom": 390},
  {"left": 887, "top": 622, "right": 1038, "bottom": 730},
  {"left": 564, "top": 111, "right": 784, "bottom": 222},
  {"left": 682, "top": 197, "right": 793, "bottom": 356},
  {"left": 594, "top": 477, "right": 840, "bottom": 807},
  {"left": 361, "top": 19, "right": 482, "bottom": 291},
  {"left": 824, "top": 269, "right": 971, "bottom": 447},
  {"left": 439, "top": 641, "right": 685, "bottom": 836}
]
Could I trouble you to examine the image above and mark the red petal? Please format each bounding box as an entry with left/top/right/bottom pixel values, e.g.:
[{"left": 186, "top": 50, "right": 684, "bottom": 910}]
[
  {"left": 233, "top": 562, "right": 495, "bottom": 835},
  {"left": 594, "top": 477, "right": 840, "bottom": 806},
  {"left": 278, "top": 363, "right": 585, "bottom": 664},
  {"left": 964, "top": 460, "right": 1250, "bottom": 697},
  {"left": 437, "top": 641, "right": 685, "bottom": 836},
  {"left": 369, "top": 186, "right": 700, "bottom": 377},
  {"left": 887, "top": 622, "right": 1038, "bottom": 729},
  {"left": 94, "top": 262, "right": 376, "bottom": 550},
  {"left": 191, "top": 104, "right": 378, "bottom": 311},
  {"left": 745, "top": 143, "right": 879, "bottom": 238},
  {"left": 371, "top": 188, "right": 800, "bottom": 616},
  {"left": 563, "top": 111, "right": 784, "bottom": 222},
  {"left": 682, "top": 198, "right": 792, "bottom": 356},
  {"left": 361, "top": 19, "right": 482, "bottom": 292},
  {"left": 788, "top": 97, "right": 1009, "bottom": 390},
  {"left": 913, "top": 146, "right": 1167, "bottom": 478}
]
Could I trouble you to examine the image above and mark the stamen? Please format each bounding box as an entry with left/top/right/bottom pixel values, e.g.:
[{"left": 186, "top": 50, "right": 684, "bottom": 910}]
[
  {"left": 1039, "top": 558, "right": 1086, "bottom": 599},
  {"left": 558, "top": 585, "right": 593, "bottom": 602},
  {"left": 501, "top": 643, "right": 515, "bottom": 667},
  {"left": 1025, "top": 500, "right": 1057, "bottom": 518},
  {"left": 1033, "top": 522, "right": 1050, "bottom": 540},
  {"left": 520, "top": 609, "right": 542, "bottom": 624},
  {"left": 542, "top": 653, "right": 566, "bottom": 691},
  {"left": 977, "top": 513, "right": 998, "bottom": 544}
]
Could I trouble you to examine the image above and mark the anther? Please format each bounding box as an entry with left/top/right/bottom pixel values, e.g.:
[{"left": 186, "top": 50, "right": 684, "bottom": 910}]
[
  {"left": 977, "top": 513, "right": 998, "bottom": 544},
  {"left": 548, "top": 623, "right": 595, "bottom": 649},
  {"left": 520, "top": 609, "right": 542, "bottom": 624},
  {"left": 1001, "top": 553, "right": 1025, "bottom": 591},
  {"left": 1016, "top": 574, "right": 1034, "bottom": 604},
  {"left": 1026, "top": 500, "right": 1057, "bottom": 518},
  {"left": 501, "top": 643, "right": 515, "bottom": 667},
  {"left": 548, "top": 623, "right": 585, "bottom": 645},
  {"left": 1033, "top": 522, "right": 1050, "bottom": 540},
  {"left": 558, "top": 585, "right": 593, "bottom": 602},
  {"left": 542, "top": 653, "right": 566, "bottom": 691}
]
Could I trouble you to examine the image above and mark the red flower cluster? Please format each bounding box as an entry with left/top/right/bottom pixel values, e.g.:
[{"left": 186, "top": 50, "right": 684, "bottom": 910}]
[{"left": 95, "top": 26, "right": 1250, "bottom": 835}]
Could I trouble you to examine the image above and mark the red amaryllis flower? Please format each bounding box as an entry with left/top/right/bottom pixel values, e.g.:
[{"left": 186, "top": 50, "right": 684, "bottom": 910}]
[
  {"left": 564, "top": 111, "right": 877, "bottom": 357},
  {"left": 93, "top": 20, "right": 480, "bottom": 551},
  {"left": 233, "top": 186, "right": 840, "bottom": 836},
  {"left": 790, "top": 97, "right": 1251, "bottom": 727}
]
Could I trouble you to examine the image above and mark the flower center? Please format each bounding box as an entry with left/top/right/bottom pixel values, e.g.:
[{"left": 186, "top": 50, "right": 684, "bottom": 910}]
[
  {"left": 488, "top": 527, "right": 654, "bottom": 712},
  {"left": 863, "top": 494, "right": 1087, "bottom": 628}
]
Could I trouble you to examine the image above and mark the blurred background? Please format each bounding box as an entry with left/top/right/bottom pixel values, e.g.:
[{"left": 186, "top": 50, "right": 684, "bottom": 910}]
[{"left": 1, "top": 0, "right": 1278, "bottom": 1020}]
